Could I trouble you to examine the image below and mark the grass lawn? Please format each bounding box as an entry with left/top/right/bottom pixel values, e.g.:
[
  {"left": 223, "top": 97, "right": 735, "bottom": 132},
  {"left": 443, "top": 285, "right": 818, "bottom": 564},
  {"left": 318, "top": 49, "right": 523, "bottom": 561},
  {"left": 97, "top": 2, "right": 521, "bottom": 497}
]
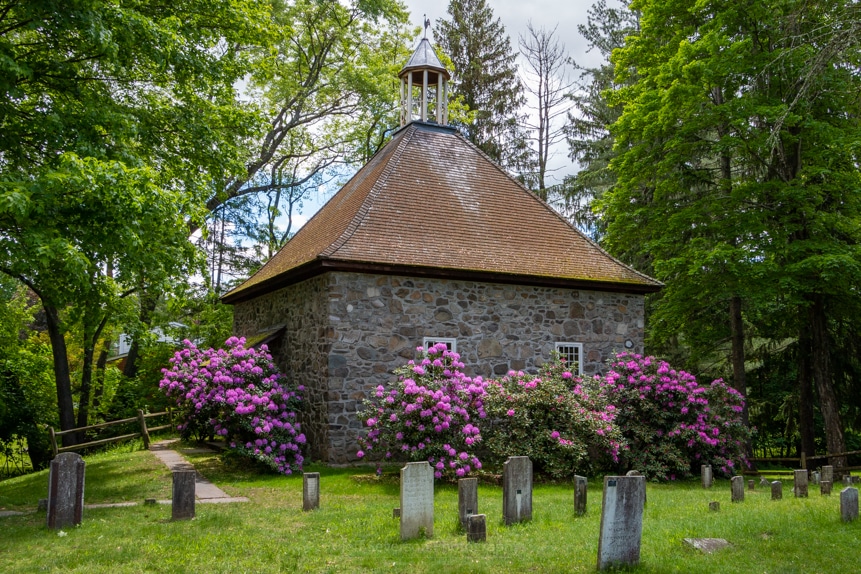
[{"left": 1, "top": 442, "right": 860, "bottom": 573}]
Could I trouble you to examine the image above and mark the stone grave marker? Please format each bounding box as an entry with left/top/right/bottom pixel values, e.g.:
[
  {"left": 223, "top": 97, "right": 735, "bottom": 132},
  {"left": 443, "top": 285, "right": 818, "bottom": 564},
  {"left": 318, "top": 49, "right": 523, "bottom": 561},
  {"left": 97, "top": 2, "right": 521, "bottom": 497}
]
[
  {"left": 597, "top": 475, "right": 646, "bottom": 571},
  {"left": 38, "top": 498, "right": 48, "bottom": 512},
  {"left": 172, "top": 469, "right": 196, "bottom": 521},
  {"left": 812, "top": 471, "right": 820, "bottom": 485},
  {"left": 822, "top": 465, "right": 834, "bottom": 484},
  {"left": 840, "top": 487, "right": 858, "bottom": 522},
  {"left": 844, "top": 475, "right": 853, "bottom": 486},
  {"left": 683, "top": 538, "right": 731, "bottom": 554},
  {"left": 794, "top": 469, "right": 808, "bottom": 498},
  {"left": 701, "top": 465, "right": 713, "bottom": 489},
  {"left": 748, "top": 479, "right": 755, "bottom": 491},
  {"left": 709, "top": 501, "right": 720, "bottom": 512},
  {"left": 467, "top": 513, "right": 486, "bottom": 543},
  {"left": 303, "top": 472, "right": 320, "bottom": 511},
  {"left": 503, "top": 456, "right": 532, "bottom": 526},
  {"left": 46, "top": 452, "right": 85, "bottom": 529},
  {"left": 821, "top": 481, "right": 832, "bottom": 495},
  {"left": 759, "top": 477, "right": 770, "bottom": 488},
  {"left": 400, "top": 461, "right": 434, "bottom": 540},
  {"left": 771, "top": 480, "right": 783, "bottom": 500},
  {"left": 852, "top": 476, "right": 860, "bottom": 484},
  {"left": 458, "top": 477, "right": 478, "bottom": 527},
  {"left": 731, "top": 476, "right": 744, "bottom": 503},
  {"left": 574, "top": 475, "right": 588, "bottom": 516}
]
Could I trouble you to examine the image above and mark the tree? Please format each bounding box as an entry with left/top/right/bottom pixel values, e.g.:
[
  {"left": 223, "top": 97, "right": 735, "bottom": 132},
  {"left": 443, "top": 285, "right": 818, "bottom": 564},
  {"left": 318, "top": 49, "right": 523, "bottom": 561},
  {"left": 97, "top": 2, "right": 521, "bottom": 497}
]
[
  {"left": 603, "top": 0, "right": 861, "bottom": 469},
  {"left": 518, "top": 22, "right": 574, "bottom": 200},
  {"left": 434, "top": 0, "right": 533, "bottom": 176},
  {"left": 0, "top": 0, "right": 263, "bottom": 443}
]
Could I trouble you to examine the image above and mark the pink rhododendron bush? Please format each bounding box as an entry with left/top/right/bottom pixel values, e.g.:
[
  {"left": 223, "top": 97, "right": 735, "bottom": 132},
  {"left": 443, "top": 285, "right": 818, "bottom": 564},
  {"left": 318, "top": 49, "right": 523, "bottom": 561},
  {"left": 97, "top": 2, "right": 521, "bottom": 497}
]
[
  {"left": 357, "top": 343, "right": 489, "bottom": 479},
  {"left": 160, "top": 337, "right": 305, "bottom": 475},
  {"left": 605, "top": 352, "right": 750, "bottom": 481},
  {"left": 482, "top": 360, "right": 625, "bottom": 479}
]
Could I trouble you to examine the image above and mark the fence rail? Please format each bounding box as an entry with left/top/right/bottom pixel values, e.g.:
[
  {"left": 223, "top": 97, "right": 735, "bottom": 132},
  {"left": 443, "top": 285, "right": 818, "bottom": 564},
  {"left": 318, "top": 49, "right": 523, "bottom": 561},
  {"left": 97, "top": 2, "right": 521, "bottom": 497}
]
[
  {"left": 48, "top": 409, "right": 174, "bottom": 457},
  {"left": 748, "top": 449, "right": 861, "bottom": 472}
]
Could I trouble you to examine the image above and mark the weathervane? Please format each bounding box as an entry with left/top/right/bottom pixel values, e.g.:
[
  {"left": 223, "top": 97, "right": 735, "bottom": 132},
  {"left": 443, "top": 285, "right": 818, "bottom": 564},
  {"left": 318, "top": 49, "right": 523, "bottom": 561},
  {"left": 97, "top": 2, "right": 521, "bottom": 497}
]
[{"left": 423, "top": 14, "right": 430, "bottom": 38}]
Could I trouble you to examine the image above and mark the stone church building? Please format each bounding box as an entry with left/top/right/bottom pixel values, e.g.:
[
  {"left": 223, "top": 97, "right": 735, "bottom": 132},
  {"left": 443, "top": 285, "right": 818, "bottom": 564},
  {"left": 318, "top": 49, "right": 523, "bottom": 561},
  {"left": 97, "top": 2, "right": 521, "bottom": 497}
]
[{"left": 222, "top": 38, "right": 661, "bottom": 463}]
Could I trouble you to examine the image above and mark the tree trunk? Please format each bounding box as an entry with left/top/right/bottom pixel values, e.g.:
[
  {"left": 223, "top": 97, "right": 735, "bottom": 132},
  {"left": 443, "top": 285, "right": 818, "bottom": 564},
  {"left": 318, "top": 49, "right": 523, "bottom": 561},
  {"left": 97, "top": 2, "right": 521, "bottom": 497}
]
[
  {"left": 809, "top": 295, "right": 846, "bottom": 471},
  {"left": 122, "top": 290, "right": 159, "bottom": 379},
  {"left": 92, "top": 342, "right": 110, "bottom": 413},
  {"left": 728, "top": 295, "right": 754, "bottom": 466},
  {"left": 43, "top": 304, "right": 77, "bottom": 446},
  {"left": 797, "top": 327, "right": 816, "bottom": 460}
]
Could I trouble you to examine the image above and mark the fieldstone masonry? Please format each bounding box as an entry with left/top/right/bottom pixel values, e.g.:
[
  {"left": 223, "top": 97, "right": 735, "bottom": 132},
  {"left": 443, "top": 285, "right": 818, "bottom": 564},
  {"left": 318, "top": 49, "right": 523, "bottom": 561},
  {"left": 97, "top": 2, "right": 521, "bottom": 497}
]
[{"left": 233, "top": 272, "right": 646, "bottom": 463}]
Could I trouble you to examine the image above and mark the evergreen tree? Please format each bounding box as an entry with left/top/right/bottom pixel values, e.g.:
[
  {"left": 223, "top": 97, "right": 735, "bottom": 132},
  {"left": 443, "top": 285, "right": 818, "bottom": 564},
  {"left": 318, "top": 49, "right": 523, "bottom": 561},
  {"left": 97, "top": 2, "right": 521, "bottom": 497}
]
[{"left": 434, "top": 0, "right": 533, "bottom": 176}]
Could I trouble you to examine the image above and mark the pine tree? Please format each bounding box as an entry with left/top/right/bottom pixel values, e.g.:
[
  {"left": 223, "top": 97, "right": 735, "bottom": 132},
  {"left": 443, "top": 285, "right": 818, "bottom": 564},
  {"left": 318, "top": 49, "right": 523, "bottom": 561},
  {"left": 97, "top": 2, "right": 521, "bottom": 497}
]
[{"left": 434, "top": 0, "right": 532, "bottom": 176}]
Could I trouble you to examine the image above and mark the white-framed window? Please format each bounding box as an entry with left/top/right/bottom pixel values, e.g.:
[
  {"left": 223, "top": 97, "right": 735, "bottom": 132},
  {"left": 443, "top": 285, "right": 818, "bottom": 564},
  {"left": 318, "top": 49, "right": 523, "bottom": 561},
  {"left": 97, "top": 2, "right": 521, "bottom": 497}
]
[
  {"left": 423, "top": 337, "right": 457, "bottom": 354},
  {"left": 555, "top": 342, "right": 584, "bottom": 375}
]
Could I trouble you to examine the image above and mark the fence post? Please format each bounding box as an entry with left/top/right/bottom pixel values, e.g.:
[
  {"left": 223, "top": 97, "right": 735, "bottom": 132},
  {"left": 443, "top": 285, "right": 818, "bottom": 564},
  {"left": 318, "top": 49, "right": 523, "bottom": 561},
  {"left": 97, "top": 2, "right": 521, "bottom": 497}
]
[
  {"left": 801, "top": 451, "right": 806, "bottom": 471},
  {"left": 167, "top": 407, "right": 173, "bottom": 432},
  {"left": 48, "top": 427, "right": 58, "bottom": 457},
  {"left": 138, "top": 410, "right": 150, "bottom": 450}
]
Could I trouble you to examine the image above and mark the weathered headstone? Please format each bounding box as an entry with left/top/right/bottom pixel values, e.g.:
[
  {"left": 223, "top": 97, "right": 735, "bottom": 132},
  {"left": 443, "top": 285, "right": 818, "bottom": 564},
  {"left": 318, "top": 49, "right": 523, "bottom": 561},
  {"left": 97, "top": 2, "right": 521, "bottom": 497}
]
[
  {"left": 458, "top": 477, "right": 478, "bottom": 527},
  {"left": 709, "top": 501, "right": 720, "bottom": 512},
  {"left": 821, "top": 480, "right": 833, "bottom": 495},
  {"left": 731, "top": 476, "right": 744, "bottom": 503},
  {"left": 400, "top": 461, "right": 434, "bottom": 540},
  {"left": 812, "top": 471, "right": 820, "bottom": 485},
  {"left": 771, "top": 480, "right": 783, "bottom": 500},
  {"left": 626, "top": 470, "right": 642, "bottom": 476},
  {"left": 748, "top": 479, "right": 755, "bottom": 491},
  {"left": 574, "top": 475, "right": 588, "bottom": 516},
  {"left": 683, "top": 538, "right": 730, "bottom": 554},
  {"left": 303, "top": 472, "right": 320, "bottom": 511},
  {"left": 759, "top": 477, "right": 770, "bottom": 488},
  {"left": 466, "top": 513, "right": 486, "bottom": 543},
  {"left": 840, "top": 487, "right": 858, "bottom": 523},
  {"left": 701, "top": 465, "right": 713, "bottom": 489},
  {"left": 822, "top": 465, "right": 834, "bottom": 484},
  {"left": 503, "top": 456, "right": 532, "bottom": 526},
  {"left": 794, "top": 469, "right": 808, "bottom": 498},
  {"left": 172, "top": 469, "right": 196, "bottom": 521},
  {"left": 852, "top": 476, "right": 860, "bottom": 484},
  {"left": 844, "top": 475, "right": 853, "bottom": 486},
  {"left": 597, "top": 476, "right": 646, "bottom": 571},
  {"left": 46, "top": 452, "right": 85, "bottom": 529}
]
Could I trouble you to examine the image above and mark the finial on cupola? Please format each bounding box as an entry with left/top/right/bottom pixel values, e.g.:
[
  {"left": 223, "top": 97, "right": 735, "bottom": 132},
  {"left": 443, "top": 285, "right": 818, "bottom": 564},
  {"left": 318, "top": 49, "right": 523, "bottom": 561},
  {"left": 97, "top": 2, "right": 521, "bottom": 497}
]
[{"left": 398, "top": 19, "right": 450, "bottom": 127}]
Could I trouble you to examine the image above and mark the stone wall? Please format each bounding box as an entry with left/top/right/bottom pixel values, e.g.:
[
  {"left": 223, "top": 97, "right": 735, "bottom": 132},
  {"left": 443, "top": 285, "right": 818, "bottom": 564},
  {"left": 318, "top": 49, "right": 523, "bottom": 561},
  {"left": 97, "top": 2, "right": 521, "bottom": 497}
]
[
  {"left": 232, "top": 274, "right": 332, "bottom": 461},
  {"left": 233, "top": 271, "right": 646, "bottom": 464}
]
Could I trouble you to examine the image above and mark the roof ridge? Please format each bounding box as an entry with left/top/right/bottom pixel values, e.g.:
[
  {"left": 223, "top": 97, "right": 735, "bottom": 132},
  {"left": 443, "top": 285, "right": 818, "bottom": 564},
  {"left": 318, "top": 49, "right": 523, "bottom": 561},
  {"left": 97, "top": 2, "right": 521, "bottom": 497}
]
[
  {"left": 320, "top": 125, "right": 418, "bottom": 258},
  {"left": 449, "top": 131, "right": 661, "bottom": 287}
]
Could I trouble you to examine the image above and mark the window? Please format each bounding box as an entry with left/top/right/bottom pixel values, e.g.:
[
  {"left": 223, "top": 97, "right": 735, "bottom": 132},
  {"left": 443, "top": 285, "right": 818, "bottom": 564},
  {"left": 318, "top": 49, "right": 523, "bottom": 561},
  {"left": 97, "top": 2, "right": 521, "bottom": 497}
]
[
  {"left": 423, "top": 337, "right": 457, "bottom": 354},
  {"left": 555, "top": 342, "right": 584, "bottom": 375}
]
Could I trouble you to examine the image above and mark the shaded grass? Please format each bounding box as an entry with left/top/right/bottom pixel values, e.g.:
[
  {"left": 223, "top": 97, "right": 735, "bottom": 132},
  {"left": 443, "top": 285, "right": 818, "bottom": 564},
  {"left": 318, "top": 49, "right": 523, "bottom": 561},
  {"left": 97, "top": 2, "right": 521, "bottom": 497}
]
[{"left": 2, "top": 446, "right": 860, "bottom": 573}]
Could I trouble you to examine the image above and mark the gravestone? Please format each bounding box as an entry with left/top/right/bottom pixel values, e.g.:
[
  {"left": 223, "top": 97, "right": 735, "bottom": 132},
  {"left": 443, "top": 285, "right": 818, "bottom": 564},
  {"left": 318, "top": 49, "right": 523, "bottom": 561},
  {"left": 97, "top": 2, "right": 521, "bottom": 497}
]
[
  {"left": 771, "top": 480, "right": 783, "bottom": 500},
  {"left": 709, "top": 501, "right": 720, "bottom": 512},
  {"left": 852, "top": 476, "right": 860, "bottom": 484},
  {"left": 574, "top": 475, "right": 588, "bottom": 516},
  {"left": 172, "top": 470, "right": 196, "bottom": 521},
  {"left": 794, "top": 469, "right": 808, "bottom": 498},
  {"left": 731, "top": 476, "right": 744, "bottom": 503},
  {"left": 46, "top": 453, "right": 85, "bottom": 529},
  {"left": 759, "top": 477, "right": 770, "bottom": 488},
  {"left": 821, "top": 481, "right": 832, "bottom": 495},
  {"left": 466, "top": 513, "right": 486, "bottom": 543},
  {"left": 748, "top": 480, "right": 755, "bottom": 491},
  {"left": 844, "top": 475, "right": 853, "bottom": 486},
  {"left": 812, "top": 471, "right": 820, "bottom": 485},
  {"left": 701, "top": 465, "right": 713, "bottom": 489},
  {"left": 503, "top": 456, "right": 532, "bottom": 526},
  {"left": 458, "top": 477, "right": 478, "bottom": 527},
  {"left": 683, "top": 538, "right": 730, "bottom": 554},
  {"left": 38, "top": 498, "right": 48, "bottom": 512},
  {"left": 597, "top": 476, "right": 646, "bottom": 571},
  {"left": 400, "top": 461, "right": 434, "bottom": 540},
  {"left": 822, "top": 465, "right": 834, "bottom": 484},
  {"left": 392, "top": 508, "right": 400, "bottom": 518},
  {"left": 840, "top": 487, "right": 858, "bottom": 522},
  {"left": 303, "top": 472, "right": 320, "bottom": 511}
]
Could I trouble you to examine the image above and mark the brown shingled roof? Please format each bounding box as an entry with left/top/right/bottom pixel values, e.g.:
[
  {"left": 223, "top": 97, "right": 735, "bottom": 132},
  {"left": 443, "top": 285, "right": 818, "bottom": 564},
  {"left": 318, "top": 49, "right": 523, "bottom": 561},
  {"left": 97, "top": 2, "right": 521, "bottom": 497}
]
[{"left": 222, "top": 123, "right": 661, "bottom": 304}]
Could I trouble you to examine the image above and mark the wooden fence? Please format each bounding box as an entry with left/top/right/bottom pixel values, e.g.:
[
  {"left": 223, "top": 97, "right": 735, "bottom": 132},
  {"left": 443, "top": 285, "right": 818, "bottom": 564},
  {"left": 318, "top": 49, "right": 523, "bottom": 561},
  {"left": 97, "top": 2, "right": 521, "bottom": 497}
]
[
  {"left": 48, "top": 409, "right": 174, "bottom": 457},
  {"left": 744, "top": 449, "right": 861, "bottom": 474}
]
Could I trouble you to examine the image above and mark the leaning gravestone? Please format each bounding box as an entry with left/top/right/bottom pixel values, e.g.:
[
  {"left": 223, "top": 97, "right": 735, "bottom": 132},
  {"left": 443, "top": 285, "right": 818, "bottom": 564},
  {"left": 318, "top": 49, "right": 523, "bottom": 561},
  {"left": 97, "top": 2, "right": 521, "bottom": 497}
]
[
  {"left": 597, "top": 476, "right": 646, "bottom": 571},
  {"left": 172, "top": 470, "right": 196, "bottom": 521},
  {"left": 731, "top": 476, "right": 744, "bottom": 503},
  {"left": 701, "top": 465, "right": 713, "bottom": 489},
  {"left": 503, "top": 456, "right": 532, "bottom": 526},
  {"left": 400, "top": 462, "right": 434, "bottom": 540},
  {"left": 303, "top": 472, "right": 320, "bottom": 511},
  {"left": 46, "top": 452, "right": 85, "bottom": 529},
  {"left": 794, "top": 469, "right": 808, "bottom": 498},
  {"left": 840, "top": 487, "right": 858, "bottom": 523},
  {"left": 574, "top": 475, "right": 588, "bottom": 516},
  {"left": 822, "top": 465, "right": 834, "bottom": 485},
  {"left": 458, "top": 477, "right": 478, "bottom": 527},
  {"left": 771, "top": 480, "right": 783, "bottom": 500},
  {"left": 821, "top": 481, "right": 833, "bottom": 495}
]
